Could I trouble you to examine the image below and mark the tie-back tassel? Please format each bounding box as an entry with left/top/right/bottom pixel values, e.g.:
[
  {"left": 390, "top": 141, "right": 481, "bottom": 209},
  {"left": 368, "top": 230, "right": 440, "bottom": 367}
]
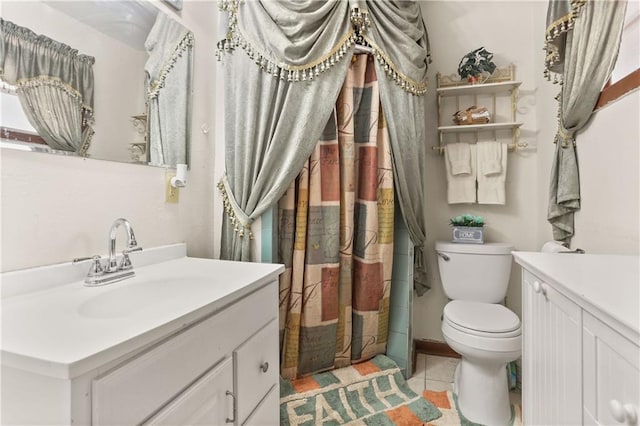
[
  {"left": 555, "top": 128, "right": 575, "bottom": 148},
  {"left": 217, "top": 180, "right": 254, "bottom": 240}
]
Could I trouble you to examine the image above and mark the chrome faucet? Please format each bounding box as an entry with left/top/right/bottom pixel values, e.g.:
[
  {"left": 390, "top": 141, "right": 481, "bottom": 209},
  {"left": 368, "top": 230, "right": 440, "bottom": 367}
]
[
  {"left": 73, "top": 218, "right": 143, "bottom": 286},
  {"left": 106, "top": 218, "right": 139, "bottom": 273}
]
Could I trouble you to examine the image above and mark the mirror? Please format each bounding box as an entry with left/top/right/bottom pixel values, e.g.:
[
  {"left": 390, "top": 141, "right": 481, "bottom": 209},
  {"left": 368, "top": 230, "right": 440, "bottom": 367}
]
[{"left": 0, "top": 0, "right": 193, "bottom": 167}]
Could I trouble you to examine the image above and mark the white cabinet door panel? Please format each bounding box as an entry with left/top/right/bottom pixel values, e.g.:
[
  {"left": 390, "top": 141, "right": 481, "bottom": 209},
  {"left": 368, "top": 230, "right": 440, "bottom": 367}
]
[
  {"left": 522, "top": 270, "right": 582, "bottom": 426},
  {"left": 242, "top": 385, "right": 279, "bottom": 426},
  {"left": 583, "top": 312, "right": 640, "bottom": 426}
]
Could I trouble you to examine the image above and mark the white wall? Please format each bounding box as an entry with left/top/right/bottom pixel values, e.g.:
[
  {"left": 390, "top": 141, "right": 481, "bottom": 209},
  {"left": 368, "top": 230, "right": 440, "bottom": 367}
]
[
  {"left": 565, "top": 93, "right": 640, "bottom": 254},
  {"left": 415, "top": 0, "right": 639, "bottom": 343},
  {"left": 0, "top": 0, "right": 220, "bottom": 272},
  {"left": 415, "top": 1, "right": 541, "bottom": 342}
]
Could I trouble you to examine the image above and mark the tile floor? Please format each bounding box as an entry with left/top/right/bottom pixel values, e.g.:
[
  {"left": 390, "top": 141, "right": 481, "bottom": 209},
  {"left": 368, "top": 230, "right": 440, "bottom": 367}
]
[{"left": 407, "top": 353, "right": 522, "bottom": 407}]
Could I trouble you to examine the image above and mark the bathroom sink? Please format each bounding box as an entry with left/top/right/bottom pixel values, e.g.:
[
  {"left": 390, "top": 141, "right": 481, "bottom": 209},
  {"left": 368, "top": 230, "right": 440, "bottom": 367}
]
[
  {"left": 1, "top": 245, "right": 284, "bottom": 379},
  {"left": 77, "top": 275, "right": 215, "bottom": 319}
]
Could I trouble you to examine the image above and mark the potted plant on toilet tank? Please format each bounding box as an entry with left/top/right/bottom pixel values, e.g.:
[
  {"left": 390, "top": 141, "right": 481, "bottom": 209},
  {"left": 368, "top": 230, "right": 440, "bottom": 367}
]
[{"left": 450, "top": 214, "right": 484, "bottom": 244}]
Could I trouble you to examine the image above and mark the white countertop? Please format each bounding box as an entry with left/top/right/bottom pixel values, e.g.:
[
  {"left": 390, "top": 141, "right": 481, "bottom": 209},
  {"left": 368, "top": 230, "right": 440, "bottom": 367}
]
[
  {"left": 512, "top": 252, "right": 639, "bottom": 339},
  {"left": 1, "top": 250, "right": 284, "bottom": 379}
]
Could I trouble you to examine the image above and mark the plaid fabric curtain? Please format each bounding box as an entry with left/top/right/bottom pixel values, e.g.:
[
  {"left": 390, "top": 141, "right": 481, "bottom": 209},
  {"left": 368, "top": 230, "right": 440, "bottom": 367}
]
[{"left": 278, "top": 56, "right": 394, "bottom": 380}]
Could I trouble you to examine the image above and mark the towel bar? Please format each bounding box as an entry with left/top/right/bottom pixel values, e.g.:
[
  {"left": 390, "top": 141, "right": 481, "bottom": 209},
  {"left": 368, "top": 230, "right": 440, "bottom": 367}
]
[{"left": 432, "top": 141, "right": 528, "bottom": 154}]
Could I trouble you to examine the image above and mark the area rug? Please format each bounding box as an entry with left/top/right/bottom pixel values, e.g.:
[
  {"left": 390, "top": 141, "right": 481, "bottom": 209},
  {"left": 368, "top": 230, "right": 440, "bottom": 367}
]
[
  {"left": 280, "top": 355, "right": 442, "bottom": 425},
  {"left": 423, "top": 390, "right": 523, "bottom": 426}
]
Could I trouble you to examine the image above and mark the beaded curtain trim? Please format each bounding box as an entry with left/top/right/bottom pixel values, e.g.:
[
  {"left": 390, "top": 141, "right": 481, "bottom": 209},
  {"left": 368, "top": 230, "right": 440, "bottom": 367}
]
[
  {"left": 147, "top": 32, "right": 194, "bottom": 101},
  {"left": 543, "top": 0, "right": 587, "bottom": 84},
  {"left": 217, "top": 176, "right": 254, "bottom": 240},
  {"left": 216, "top": 0, "right": 428, "bottom": 96},
  {"left": 16, "top": 75, "right": 94, "bottom": 155},
  {"left": 16, "top": 75, "right": 93, "bottom": 117}
]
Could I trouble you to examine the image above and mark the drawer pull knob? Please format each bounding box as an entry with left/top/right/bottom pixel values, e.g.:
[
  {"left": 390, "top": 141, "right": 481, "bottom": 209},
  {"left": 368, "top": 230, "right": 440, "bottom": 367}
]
[
  {"left": 611, "top": 400, "right": 626, "bottom": 422},
  {"left": 260, "top": 362, "right": 269, "bottom": 373},
  {"left": 532, "top": 281, "right": 547, "bottom": 296},
  {"left": 624, "top": 403, "right": 638, "bottom": 425},
  {"left": 609, "top": 400, "right": 637, "bottom": 424},
  {"left": 225, "top": 390, "right": 236, "bottom": 423}
]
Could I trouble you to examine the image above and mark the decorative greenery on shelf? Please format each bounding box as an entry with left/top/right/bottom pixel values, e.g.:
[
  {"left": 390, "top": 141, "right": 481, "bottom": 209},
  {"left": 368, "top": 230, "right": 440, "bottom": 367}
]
[
  {"left": 457, "top": 47, "right": 497, "bottom": 80},
  {"left": 450, "top": 214, "right": 485, "bottom": 228}
]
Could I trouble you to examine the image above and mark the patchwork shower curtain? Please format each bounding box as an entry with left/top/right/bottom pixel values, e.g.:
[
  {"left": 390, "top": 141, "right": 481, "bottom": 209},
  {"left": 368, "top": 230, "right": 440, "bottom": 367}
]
[{"left": 278, "top": 56, "right": 394, "bottom": 380}]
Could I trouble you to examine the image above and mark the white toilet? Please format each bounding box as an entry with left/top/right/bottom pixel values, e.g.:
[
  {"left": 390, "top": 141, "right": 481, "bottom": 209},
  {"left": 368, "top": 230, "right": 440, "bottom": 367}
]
[{"left": 435, "top": 241, "right": 521, "bottom": 426}]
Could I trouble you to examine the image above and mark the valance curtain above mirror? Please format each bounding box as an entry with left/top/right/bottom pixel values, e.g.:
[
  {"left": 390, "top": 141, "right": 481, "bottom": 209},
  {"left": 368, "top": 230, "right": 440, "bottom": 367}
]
[
  {"left": 145, "top": 13, "right": 194, "bottom": 167},
  {"left": 544, "top": 0, "right": 627, "bottom": 243},
  {"left": 217, "top": 0, "right": 432, "bottom": 294},
  {"left": 0, "top": 18, "right": 95, "bottom": 154}
]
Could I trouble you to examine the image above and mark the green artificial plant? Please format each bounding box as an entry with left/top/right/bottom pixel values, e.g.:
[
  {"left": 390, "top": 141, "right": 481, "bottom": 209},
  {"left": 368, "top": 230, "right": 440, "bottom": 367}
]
[
  {"left": 449, "top": 214, "right": 485, "bottom": 227},
  {"left": 457, "top": 47, "right": 497, "bottom": 80}
]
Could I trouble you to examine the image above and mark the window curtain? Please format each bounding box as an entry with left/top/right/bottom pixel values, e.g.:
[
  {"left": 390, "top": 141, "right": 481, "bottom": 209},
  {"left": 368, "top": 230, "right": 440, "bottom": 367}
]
[
  {"left": 0, "top": 19, "right": 95, "bottom": 155},
  {"left": 217, "top": 0, "right": 431, "bottom": 294},
  {"left": 144, "top": 13, "right": 194, "bottom": 167},
  {"left": 544, "top": 0, "right": 627, "bottom": 243}
]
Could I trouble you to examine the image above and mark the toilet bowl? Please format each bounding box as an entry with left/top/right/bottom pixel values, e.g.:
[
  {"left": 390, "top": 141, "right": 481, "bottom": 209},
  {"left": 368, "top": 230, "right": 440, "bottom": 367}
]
[
  {"left": 435, "top": 241, "right": 521, "bottom": 426},
  {"left": 442, "top": 300, "right": 521, "bottom": 425}
]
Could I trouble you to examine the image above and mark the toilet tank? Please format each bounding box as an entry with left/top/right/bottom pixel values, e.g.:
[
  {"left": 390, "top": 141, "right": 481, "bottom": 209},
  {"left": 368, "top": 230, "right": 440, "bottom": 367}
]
[{"left": 435, "top": 241, "right": 514, "bottom": 303}]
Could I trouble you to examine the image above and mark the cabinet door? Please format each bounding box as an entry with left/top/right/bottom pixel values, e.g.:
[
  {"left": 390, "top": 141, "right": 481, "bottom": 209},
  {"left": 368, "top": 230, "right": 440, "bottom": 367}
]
[
  {"left": 583, "top": 312, "right": 640, "bottom": 425},
  {"left": 145, "top": 357, "right": 234, "bottom": 425},
  {"left": 242, "top": 385, "right": 279, "bottom": 426},
  {"left": 235, "top": 319, "right": 279, "bottom": 425},
  {"left": 522, "top": 271, "right": 582, "bottom": 425}
]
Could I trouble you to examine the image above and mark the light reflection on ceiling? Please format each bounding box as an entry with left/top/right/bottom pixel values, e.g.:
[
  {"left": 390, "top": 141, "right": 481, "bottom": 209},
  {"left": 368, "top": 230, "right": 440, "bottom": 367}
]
[{"left": 44, "top": 0, "right": 158, "bottom": 51}]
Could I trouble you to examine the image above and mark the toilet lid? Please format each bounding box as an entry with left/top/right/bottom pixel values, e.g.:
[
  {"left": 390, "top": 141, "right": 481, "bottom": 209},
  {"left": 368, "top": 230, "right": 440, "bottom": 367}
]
[{"left": 444, "top": 301, "right": 521, "bottom": 337}]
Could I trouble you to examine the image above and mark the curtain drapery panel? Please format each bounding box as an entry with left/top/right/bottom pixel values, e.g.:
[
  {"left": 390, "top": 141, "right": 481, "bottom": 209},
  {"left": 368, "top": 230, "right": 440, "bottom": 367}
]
[
  {"left": 544, "top": 0, "right": 627, "bottom": 243},
  {"left": 145, "top": 13, "right": 194, "bottom": 167},
  {"left": 217, "top": 0, "right": 431, "bottom": 294},
  {"left": 0, "top": 18, "right": 95, "bottom": 154}
]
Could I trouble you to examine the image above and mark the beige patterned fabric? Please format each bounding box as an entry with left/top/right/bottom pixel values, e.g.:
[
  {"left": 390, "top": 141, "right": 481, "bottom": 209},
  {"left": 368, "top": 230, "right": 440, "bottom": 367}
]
[{"left": 279, "top": 55, "right": 394, "bottom": 380}]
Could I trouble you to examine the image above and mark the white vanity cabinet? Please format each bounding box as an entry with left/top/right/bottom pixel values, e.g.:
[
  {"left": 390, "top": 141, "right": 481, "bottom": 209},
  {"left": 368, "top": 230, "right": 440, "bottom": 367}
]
[
  {"left": 521, "top": 269, "right": 582, "bottom": 425},
  {"left": 514, "top": 252, "right": 640, "bottom": 426},
  {"left": 1, "top": 246, "right": 283, "bottom": 426},
  {"left": 90, "top": 285, "right": 279, "bottom": 426}
]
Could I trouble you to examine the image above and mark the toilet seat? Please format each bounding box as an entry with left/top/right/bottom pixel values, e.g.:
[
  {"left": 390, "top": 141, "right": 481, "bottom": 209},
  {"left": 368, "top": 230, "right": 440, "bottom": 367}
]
[{"left": 443, "top": 300, "right": 521, "bottom": 338}]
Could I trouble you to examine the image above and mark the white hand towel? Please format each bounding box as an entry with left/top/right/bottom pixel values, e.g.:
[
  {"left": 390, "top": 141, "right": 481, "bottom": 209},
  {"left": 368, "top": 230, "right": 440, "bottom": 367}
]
[
  {"left": 477, "top": 141, "right": 508, "bottom": 204},
  {"left": 445, "top": 143, "right": 476, "bottom": 204},
  {"left": 445, "top": 142, "right": 472, "bottom": 175}
]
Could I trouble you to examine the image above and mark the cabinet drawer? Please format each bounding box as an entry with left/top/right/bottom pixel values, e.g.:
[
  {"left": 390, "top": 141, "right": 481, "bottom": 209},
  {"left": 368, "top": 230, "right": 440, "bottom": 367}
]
[
  {"left": 235, "top": 319, "right": 279, "bottom": 425},
  {"left": 92, "top": 283, "right": 277, "bottom": 426},
  {"left": 145, "top": 357, "right": 234, "bottom": 425},
  {"left": 583, "top": 312, "right": 639, "bottom": 425}
]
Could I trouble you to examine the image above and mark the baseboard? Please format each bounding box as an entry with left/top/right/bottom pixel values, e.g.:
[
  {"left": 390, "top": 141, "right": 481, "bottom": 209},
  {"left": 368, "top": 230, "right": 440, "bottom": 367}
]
[{"left": 413, "top": 339, "right": 461, "bottom": 367}]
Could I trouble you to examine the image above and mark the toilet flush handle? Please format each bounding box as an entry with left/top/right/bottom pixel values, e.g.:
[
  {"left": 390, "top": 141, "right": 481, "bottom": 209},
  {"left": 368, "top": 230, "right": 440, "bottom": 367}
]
[{"left": 436, "top": 252, "right": 450, "bottom": 261}]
